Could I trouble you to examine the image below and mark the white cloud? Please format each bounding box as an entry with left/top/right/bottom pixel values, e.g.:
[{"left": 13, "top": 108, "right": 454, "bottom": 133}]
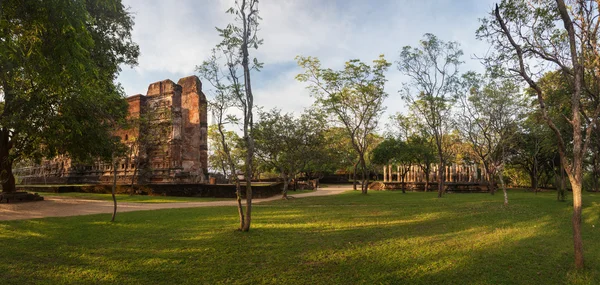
[{"left": 118, "top": 0, "right": 499, "bottom": 132}]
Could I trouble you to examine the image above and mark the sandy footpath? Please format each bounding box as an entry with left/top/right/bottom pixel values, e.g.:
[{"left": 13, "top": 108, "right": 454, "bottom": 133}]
[{"left": 0, "top": 185, "right": 352, "bottom": 221}]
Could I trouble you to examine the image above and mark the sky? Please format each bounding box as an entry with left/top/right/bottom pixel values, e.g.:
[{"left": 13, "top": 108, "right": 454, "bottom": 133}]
[{"left": 118, "top": 0, "right": 498, "bottom": 131}]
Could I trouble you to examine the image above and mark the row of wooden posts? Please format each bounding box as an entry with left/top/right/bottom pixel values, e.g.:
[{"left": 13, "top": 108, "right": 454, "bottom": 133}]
[{"left": 382, "top": 163, "right": 489, "bottom": 183}]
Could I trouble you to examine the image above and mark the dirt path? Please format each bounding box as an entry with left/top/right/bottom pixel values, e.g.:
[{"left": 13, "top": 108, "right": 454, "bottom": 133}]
[{"left": 0, "top": 185, "right": 352, "bottom": 221}]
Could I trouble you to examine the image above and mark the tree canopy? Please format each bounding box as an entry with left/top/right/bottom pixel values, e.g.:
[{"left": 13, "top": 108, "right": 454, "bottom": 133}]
[{"left": 0, "top": 0, "right": 139, "bottom": 192}]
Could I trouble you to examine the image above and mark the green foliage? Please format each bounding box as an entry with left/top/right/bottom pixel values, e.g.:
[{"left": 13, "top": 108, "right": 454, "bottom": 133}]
[
  {"left": 371, "top": 138, "right": 410, "bottom": 166},
  {"left": 0, "top": 0, "right": 139, "bottom": 191},
  {"left": 297, "top": 55, "right": 390, "bottom": 192},
  {"left": 208, "top": 125, "right": 243, "bottom": 179},
  {"left": 1, "top": 190, "right": 600, "bottom": 284},
  {"left": 254, "top": 109, "right": 326, "bottom": 182}
]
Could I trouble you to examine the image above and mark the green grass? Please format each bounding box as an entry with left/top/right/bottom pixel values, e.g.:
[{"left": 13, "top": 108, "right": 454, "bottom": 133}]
[
  {"left": 2, "top": 190, "right": 600, "bottom": 284},
  {"left": 42, "top": 192, "right": 233, "bottom": 203}
]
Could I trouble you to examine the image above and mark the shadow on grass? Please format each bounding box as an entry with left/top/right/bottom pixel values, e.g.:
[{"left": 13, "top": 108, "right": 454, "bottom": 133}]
[{"left": 0, "top": 190, "right": 598, "bottom": 284}]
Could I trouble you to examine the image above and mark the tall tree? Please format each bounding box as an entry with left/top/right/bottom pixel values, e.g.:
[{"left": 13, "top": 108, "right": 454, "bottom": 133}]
[
  {"left": 458, "top": 73, "right": 524, "bottom": 205},
  {"left": 254, "top": 109, "right": 325, "bottom": 199},
  {"left": 296, "top": 55, "right": 391, "bottom": 194},
  {"left": 478, "top": 0, "right": 600, "bottom": 269},
  {"left": 0, "top": 0, "right": 139, "bottom": 193},
  {"left": 512, "top": 118, "right": 557, "bottom": 193},
  {"left": 198, "top": 0, "right": 261, "bottom": 231},
  {"left": 397, "top": 33, "right": 463, "bottom": 198},
  {"left": 371, "top": 137, "right": 419, "bottom": 193}
]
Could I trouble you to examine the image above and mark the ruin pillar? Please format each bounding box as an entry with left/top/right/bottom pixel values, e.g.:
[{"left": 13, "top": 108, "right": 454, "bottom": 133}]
[{"left": 383, "top": 165, "right": 387, "bottom": 182}]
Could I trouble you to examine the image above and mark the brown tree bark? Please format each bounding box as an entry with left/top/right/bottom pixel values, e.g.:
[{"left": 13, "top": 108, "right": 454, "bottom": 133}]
[
  {"left": 281, "top": 173, "right": 289, "bottom": 199},
  {"left": 352, "top": 161, "right": 358, "bottom": 190},
  {"left": 111, "top": 155, "right": 118, "bottom": 222},
  {"left": 437, "top": 153, "right": 445, "bottom": 198},
  {"left": 0, "top": 129, "right": 15, "bottom": 193},
  {"left": 360, "top": 155, "right": 368, "bottom": 194}
]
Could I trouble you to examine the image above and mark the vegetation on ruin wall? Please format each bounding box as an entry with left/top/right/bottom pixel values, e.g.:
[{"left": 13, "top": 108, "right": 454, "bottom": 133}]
[{"left": 1, "top": 190, "right": 599, "bottom": 284}]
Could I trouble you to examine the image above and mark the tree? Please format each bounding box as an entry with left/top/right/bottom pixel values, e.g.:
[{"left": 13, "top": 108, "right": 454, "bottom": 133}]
[
  {"left": 371, "top": 137, "right": 419, "bottom": 193},
  {"left": 397, "top": 33, "right": 463, "bottom": 198},
  {"left": 198, "top": 0, "right": 261, "bottom": 231},
  {"left": 254, "top": 109, "right": 325, "bottom": 199},
  {"left": 296, "top": 55, "right": 391, "bottom": 194},
  {"left": 478, "top": 0, "right": 600, "bottom": 269},
  {"left": 458, "top": 73, "right": 524, "bottom": 205},
  {"left": 409, "top": 135, "right": 437, "bottom": 192},
  {"left": 198, "top": 49, "right": 247, "bottom": 231},
  {"left": 388, "top": 113, "right": 437, "bottom": 191},
  {"left": 0, "top": 0, "right": 139, "bottom": 193},
  {"left": 512, "top": 118, "right": 557, "bottom": 193},
  {"left": 208, "top": 125, "right": 242, "bottom": 181}
]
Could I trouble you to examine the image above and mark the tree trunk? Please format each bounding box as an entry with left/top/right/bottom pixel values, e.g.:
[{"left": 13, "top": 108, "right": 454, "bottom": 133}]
[
  {"left": 488, "top": 172, "right": 496, "bottom": 195},
  {"left": 235, "top": 178, "right": 244, "bottom": 230},
  {"left": 529, "top": 171, "right": 538, "bottom": 195},
  {"left": 593, "top": 153, "right": 599, "bottom": 192},
  {"left": 557, "top": 164, "right": 566, "bottom": 202},
  {"left": 569, "top": 177, "right": 584, "bottom": 269},
  {"left": 360, "top": 155, "right": 368, "bottom": 194},
  {"left": 437, "top": 156, "right": 445, "bottom": 198},
  {"left": 498, "top": 167, "right": 508, "bottom": 206},
  {"left": 129, "top": 160, "right": 140, "bottom": 195},
  {"left": 282, "top": 173, "right": 289, "bottom": 199},
  {"left": 424, "top": 166, "right": 430, "bottom": 192},
  {"left": 533, "top": 156, "right": 539, "bottom": 193},
  {"left": 240, "top": 0, "right": 256, "bottom": 233},
  {"left": 242, "top": 164, "right": 252, "bottom": 232},
  {"left": 352, "top": 161, "right": 358, "bottom": 190},
  {"left": 401, "top": 174, "right": 406, "bottom": 194},
  {"left": 111, "top": 155, "right": 118, "bottom": 222},
  {"left": 0, "top": 129, "right": 15, "bottom": 193}
]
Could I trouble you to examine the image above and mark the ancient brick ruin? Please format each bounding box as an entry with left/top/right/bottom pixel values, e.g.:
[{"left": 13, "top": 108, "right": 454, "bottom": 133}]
[{"left": 15, "top": 76, "right": 208, "bottom": 185}]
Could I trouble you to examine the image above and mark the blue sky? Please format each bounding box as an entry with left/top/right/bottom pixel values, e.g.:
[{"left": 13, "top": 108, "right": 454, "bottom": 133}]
[{"left": 118, "top": 0, "right": 497, "bottom": 129}]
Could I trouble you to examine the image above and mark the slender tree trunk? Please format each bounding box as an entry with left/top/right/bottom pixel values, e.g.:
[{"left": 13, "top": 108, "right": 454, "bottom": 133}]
[
  {"left": 240, "top": 0, "right": 256, "bottom": 232},
  {"left": 529, "top": 171, "right": 537, "bottom": 195},
  {"left": 129, "top": 159, "right": 140, "bottom": 195},
  {"left": 437, "top": 156, "right": 445, "bottom": 198},
  {"left": 111, "top": 154, "right": 118, "bottom": 222},
  {"left": 424, "top": 166, "right": 430, "bottom": 192},
  {"left": 360, "top": 155, "right": 368, "bottom": 194},
  {"left": 498, "top": 166, "right": 508, "bottom": 206},
  {"left": 593, "top": 153, "right": 599, "bottom": 192},
  {"left": 557, "top": 164, "right": 566, "bottom": 202},
  {"left": 242, "top": 158, "right": 253, "bottom": 232},
  {"left": 352, "top": 161, "right": 358, "bottom": 190},
  {"left": 282, "top": 173, "right": 289, "bottom": 199},
  {"left": 488, "top": 171, "right": 496, "bottom": 195},
  {"left": 0, "top": 129, "right": 15, "bottom": 193},
  {"left": 401, "top": 174, "right": 406, "bottom": 194},
  {"left": 533, "top": 156, "right": 539, "bottom": 193}
]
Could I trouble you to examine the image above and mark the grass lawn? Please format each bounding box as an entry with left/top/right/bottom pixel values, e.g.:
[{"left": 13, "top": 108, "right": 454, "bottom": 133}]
[
  {"left": 1, "top": 189, "right": 600, "bottom": 284},
  {"left": 42, "top": 192, "right": 233, "bottom": 203}
]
